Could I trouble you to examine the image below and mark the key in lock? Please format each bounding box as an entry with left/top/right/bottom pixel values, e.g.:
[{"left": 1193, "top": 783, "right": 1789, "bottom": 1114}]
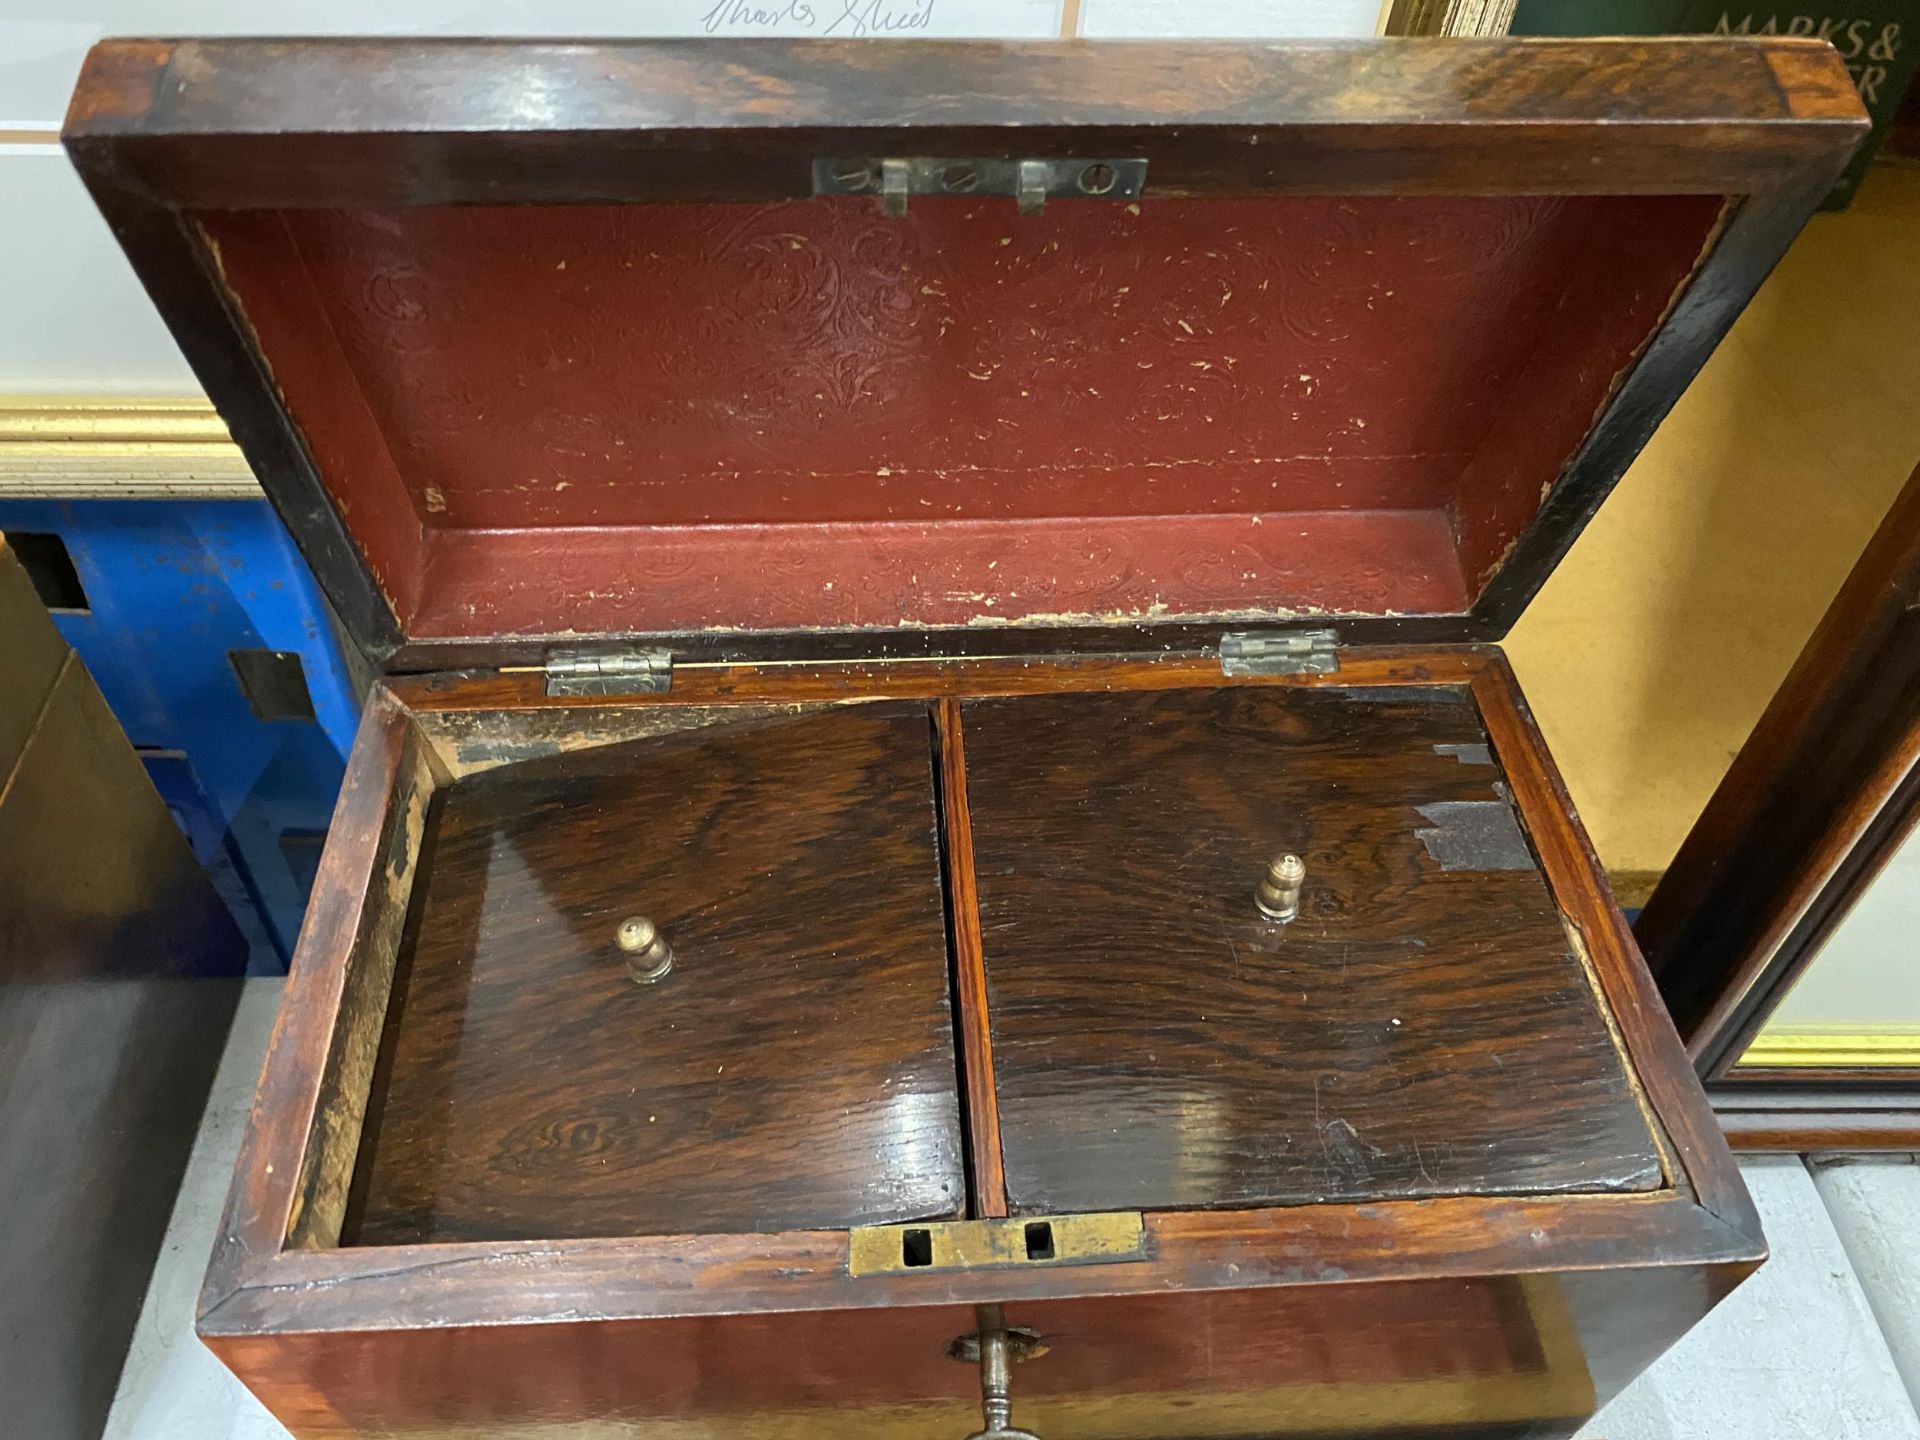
[{"left": 953, "top": 1306, "right": 1045, "bottom": 1440}]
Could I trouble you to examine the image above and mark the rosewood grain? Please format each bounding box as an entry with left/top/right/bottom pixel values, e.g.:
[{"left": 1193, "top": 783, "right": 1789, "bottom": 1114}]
[
  {"left": 962, "top": 685, "right": 1663, "bottom": 1214},
  {"left": 206, "top": 1276, "right": 1602, "bottom": 1439},
  {"left": 204, "top": 1186, "right": 1757, "bottom": 1338},
  {"left": 411, "top": 700, "right": 816, "bottom": 779},
  {"left": 199, "top": 1192, "right": 1757, "bottom": 1439},
  {"left": 933, "top": 696, "right": 1008, "bottom": 1217},
  {"left": 393, "top": 648, "right": 1497, "bottom": 710},
  {"left": 1467, "top": 657, "right": 1758, "bottom": 1240},
  {"left": 284, "top": 711, "right": 441, "bottom": 1252},
  {"left": 203, "top": 690, "right": 422, "bottom": 1301},
  {"left": 189, "top": 662, "right": 1763, "bottom": 1440},
  {"left": 343, "top": 703, "right": 964, "bottom": 1244},
  {"left": 66, "top": 38, "right": 1862, "bottom": 208}
]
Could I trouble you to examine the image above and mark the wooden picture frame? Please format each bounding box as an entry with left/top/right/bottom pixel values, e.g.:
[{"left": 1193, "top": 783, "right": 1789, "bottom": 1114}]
[
  {"left": 1381, "top": 0, "right": 1519, "bottom": 37},
  {"left": 1637, "top": 459, "right": 1920, "bottom": 1145}
]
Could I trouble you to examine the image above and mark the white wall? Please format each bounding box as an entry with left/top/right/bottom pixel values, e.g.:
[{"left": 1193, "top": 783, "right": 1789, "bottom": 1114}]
[
  {"left": 2, "top": 0, "right": 1382, "bottom": 118},
  {"left": 0, "top": 1, "right": 1382, "bottom": 392},
  {"left": 1, "top": 148, "right": 201, "bottom": 393},
  {"left": 1083, "top": 0, "right": 1384, "bottom": 37}
]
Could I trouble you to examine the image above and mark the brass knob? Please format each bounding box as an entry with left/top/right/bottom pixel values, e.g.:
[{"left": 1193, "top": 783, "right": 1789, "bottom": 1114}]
[
  {"left": 1255, "top": 853, "right": 1306, "bottom": 923},
  {"left": 615, "top": 915, "right": 673, "bottom": 984}
]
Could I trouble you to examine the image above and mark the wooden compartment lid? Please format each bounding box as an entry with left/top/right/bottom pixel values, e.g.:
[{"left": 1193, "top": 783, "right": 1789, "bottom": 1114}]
[{"left": 64, "top": 37, "right": 1866, "bottom": 668}]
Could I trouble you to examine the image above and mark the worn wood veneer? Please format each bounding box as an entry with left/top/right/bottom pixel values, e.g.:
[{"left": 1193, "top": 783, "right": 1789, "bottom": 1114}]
[
  {"left": 934, "top": 696, "right": 1009, "bottom": 1218},
  {"left": 963, "top": 686, "right": 1663, "bottom": 1215},
  {"left": 179, "top": 649, "right": 1763, "bottom": 1440},
  {"left": 344, "top": 704, "right": 964, "bottom": 1244}
]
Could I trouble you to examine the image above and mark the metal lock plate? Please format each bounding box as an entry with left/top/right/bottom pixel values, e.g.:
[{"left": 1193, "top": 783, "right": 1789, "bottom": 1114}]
[{"left": 848, "top": 1210, "right": 1145, "bottom": 1277}]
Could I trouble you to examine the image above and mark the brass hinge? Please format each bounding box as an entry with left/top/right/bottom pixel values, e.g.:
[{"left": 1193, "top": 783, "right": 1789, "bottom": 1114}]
[
  {"left": 813, "top": 156, "right": 1148, "bottom": 217},
  {"left": 1219, "top": 628, "right": 1340, "bottom": 677},
  {"left": 848, "top": 1211, "right": 1145, "bottom": 1278},
  {"left": 542, "top": 647, "right": 673, "bottom": 696}
]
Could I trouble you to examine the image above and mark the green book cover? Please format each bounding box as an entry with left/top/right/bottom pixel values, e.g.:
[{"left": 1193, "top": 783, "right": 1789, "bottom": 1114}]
[
  {"left": 1510, "top": 0, "right": 1687, "bottom": 33},
  {"left": 1511, "top": 1, "right": 1917, "bottom": 205}
]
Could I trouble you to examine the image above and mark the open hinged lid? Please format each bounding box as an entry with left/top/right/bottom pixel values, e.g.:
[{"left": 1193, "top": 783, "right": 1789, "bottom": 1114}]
[{"left": 65, "top": 37, "right": 1865, "bottom": 670}]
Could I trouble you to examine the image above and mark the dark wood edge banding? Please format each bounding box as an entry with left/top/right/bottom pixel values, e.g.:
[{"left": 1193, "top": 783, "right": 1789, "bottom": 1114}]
[
  {"left": 200, "top": 687, "right": 423, "bottom": 1312},
  {"left": 934, "top": 698, "right": 1008, "bottom": 1218},
  {"left": 1469, "top": 165, "right": 1852, "bottom": 638},
  {"left": 1469, "top": 655, "right": 1761, "bottom": 1246},
  {"left": 65, "top": 38, "right": 1863, "bottom": 207},
  {"left": 281, "top": 725, "right": 439, "bottom": 1253},
  {"left": 61, "top": 151, "right": 406, "bottom": 661},
  {"left": 1722, "top": 1065, "right": 1920, "bottom": 1085},
  {"left": 199, "top": 1186, "right": 1757, "bottom": 1338},
  {"left": 377, "top": 615, "right": 1496, "bottom": 674},
  {"left": 1713, "top": 1083, "right": 1920, "bottom": 1151},
  {"left": 1763, "top": 39, "right": 1880, "bottom": 119},
  {"left": 388, "top": 647, "right": 1495, "bottom": 712}
]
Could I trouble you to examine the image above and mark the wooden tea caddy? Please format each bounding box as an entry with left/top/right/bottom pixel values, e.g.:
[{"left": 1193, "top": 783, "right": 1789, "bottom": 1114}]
[{"left": 67, "top": 35, "right": 1867, "bottom": 1440}]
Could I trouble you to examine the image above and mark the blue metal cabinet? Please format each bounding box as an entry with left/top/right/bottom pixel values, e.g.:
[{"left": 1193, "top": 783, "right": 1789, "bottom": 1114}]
[{"left": 0, "top": 497, "right": 357, "bottom": 972}]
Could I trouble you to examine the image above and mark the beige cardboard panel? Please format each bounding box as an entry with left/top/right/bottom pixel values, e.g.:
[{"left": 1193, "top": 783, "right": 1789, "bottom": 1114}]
[
  {"left": 1509, "top": 166, "right": 1920, "bottom": 877},
  {"left": 0, "top": 537, "right": 74, "bottom": 781}
]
